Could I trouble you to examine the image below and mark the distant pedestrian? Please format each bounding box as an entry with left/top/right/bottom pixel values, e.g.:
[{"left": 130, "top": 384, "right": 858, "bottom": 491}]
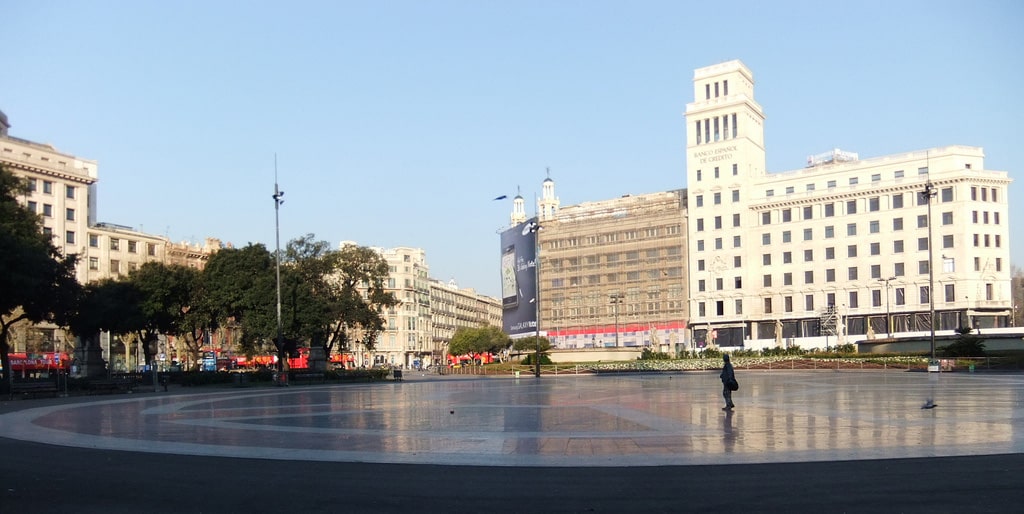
[{"left": 720, "top": 354, "right": 736, "bottom": 410}]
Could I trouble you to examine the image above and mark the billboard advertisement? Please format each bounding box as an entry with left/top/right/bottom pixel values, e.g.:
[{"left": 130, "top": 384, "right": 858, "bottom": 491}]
[{"left": 500, "top": 218, "right": 538, "bottom": 337}]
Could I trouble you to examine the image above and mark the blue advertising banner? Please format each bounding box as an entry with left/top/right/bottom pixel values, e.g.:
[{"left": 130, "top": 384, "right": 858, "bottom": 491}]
[{"left": 500, "top": 218, "right": 538, "bottom": 337}]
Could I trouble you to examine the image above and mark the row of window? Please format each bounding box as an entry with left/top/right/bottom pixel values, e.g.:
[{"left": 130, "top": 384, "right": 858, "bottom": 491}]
[
  {"left": 87, "top": 257, "right": 138, "bottom": 274},
  {"left": 765, "top": 168, "right": 931, "bottom": 196},
  {"left": 87, "top": 234, "right": 158, "bottom": 255},
  {"left": 696, "top": 282, "right": 993, "bottom": 317},
  {"left": 549, "top": 247, "right": 683, "bottom": 269},
  {"left": 550, "top": 267, "right": 684, "bottom": 287},
  {"left": 546, "top": 225, "right": 681, "bottom": 249},
  {"left": 694, "top": 164, "right": 738, "bottom": 181},
  {"left": 694, "top": 113, "right": 738, "bottom": 145},
  {"left": 26, "top": 178, "right": 78, "bottom": 199},
  {"left": 26, "top": 201, "right": 76, "bottom": 221}
]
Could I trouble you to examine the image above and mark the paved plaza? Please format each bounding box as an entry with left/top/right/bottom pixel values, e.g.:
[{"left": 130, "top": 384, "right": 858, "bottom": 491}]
[{"left": 2, "top": 370, "right": 1023, "bottom": 512}]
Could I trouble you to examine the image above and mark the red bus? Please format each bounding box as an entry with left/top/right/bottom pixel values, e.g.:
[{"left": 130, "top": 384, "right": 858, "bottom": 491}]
[{"left": 3, "top": 352, "right": 72, "bottom": 374}]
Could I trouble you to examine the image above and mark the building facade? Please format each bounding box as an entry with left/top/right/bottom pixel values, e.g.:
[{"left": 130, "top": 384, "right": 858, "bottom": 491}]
[
  {"left": 526, "top": 180, "right": 689, "bottom": 353},
  {"left": 684, "top": 60, "right": 1013, "bottom": 348},
  {"left": 429, "top": 279, "right": 502, "bottom": 363}
]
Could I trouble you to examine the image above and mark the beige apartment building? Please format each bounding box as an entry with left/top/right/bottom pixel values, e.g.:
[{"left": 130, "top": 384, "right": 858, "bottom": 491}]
[
  {"left": 429, "top": 278, "right": 502, "bottom": 364},
  {"left": 1, "top": 110, "right": 219, "bottom": 361},
  {"left": 684, "top": 60, "right": 1013, "bottom": 348},
  {"left": 528, "top": 180, "right": 689, "bottom": 353}
]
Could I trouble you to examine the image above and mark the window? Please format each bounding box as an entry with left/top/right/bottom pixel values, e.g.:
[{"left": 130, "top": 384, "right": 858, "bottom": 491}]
[
  {"left": 66, "top": 208, "right": 75, "bottom": 221},
  {"left": 804, "top": 249, "right": 813, "bottom": 262},
  {"left": 735, "top": 299, "right": 743, "bottom": 315},
  {"left": 734, "top": 256, "right": 742, "bottom": 267},
  {"left": 65, "top": 231, "right": 75, "bottom": 244},
  {"left": 895, "top": 170, "right": 905, "bottom": 179},
  {"left": 872, "top": 289, "right": 882, "bottom": 307},
  {"left": 763, "top": 274, "right": 772, "bottom": 287},
  {"left": 734, "top": 276, "right": 743, "bottom": 289},
  {"left": 804, "top": 271, "right": 814, "bottom": 284},
  {"left": 698, "top": 280, "right": 706, "bottom": 292},
  {"left": 714, "top": 216, "right": 722, "bottom": 229},
  {"left": 825, "top": 226, "right": 834, "bottom": 238},
  {"left": 66, "top": 185, "right": 76, "bottom": 199},
  {"left": 782, "top": 231, "right": 792, "bottom": 243},
  {"left": 110, "top": 259, "right": 120, "bottom": 274},
  {"left": 782, "top": 209, "right": 792, "bottom": 222},
  {"left": 919, "top": 260, "right": 930, "bottom": 275},
  {"left": 716, "top": 278, "right": 723, "bottom": 290},
  {"left": 733, "top": 213, "right": 740, "bottom": 227},
  {"left": 848, "top": 245, "right": 857, "bottom": 258},
  {"left": 783, "top": 251, "right": 792, "bottom": 264},
  {"left": 918, "top": 237, "right": 928, "bottom": 251},
  {"left": 849, "top": 291, "right": 859, "bottom": 309},
  {"left": 43, "top": 181, "right": 53, "bottom": 194},
  {"left": 869, "top": 197, "right": 880, "bottom": 211},
  {"left": 714, "top": 192, "right": 722, "bottom": 205},
  {"left": 893, "top": 218, "right": 903, "bottom": 231},
  {"left": 803, "top": 228, "right": 813, "bottom": 241},
  {"left": 715, "top": 238, "right": 723, "bottom": 250},
  {"left": 943, "top": 235, "right": 954, "bottom": 248},
  {"left": 732, "top": 190, "right": 740, "bottom": 202},
  {"left": 697, "top": 259, "right": 705, "bottom": 271},
  {"left": 895, "top": 287, "right": 906, "bottom": 305},
  {"left": 110, "top": 238, "right": 120, "bottom": 251},
  {"left": 824, "top": 203, "right": 835, "bottom": 217},
  {"left": 847, "top": 223, "right": 857, "bottom": 236},
  {"left": 869, "top": 221, "right": 880, "bottom": 234},
  {"left": 764, "top": 298, "right": 773, "bottom": 314},
  {"left": 805, "top": 295, "right": 815, "bottom": 311},
  {"left": 88, "top": 257, "right": 98, "bottom": 270},
  {"left": 942, "top": 212, "right": 953, "bottom": 225},
  {"left": 732, "top": 163, "right": 738, "bottom": 175},
  {"left": 762, "top": 233, "right": 771, "bottom": 245},
  {"left": 848, "top": 267, "right": 858, "bottom": 280},
  {"left": 761, "top": 212, "right": 771, "bottom": 225},
  {"left": 941, "top": 187, "right": 953, "bottom": 202},
  {"left": 825, "top": 269, "right": 835, "bottom": 282},
  {"left": 27, "top": 201, "right": 36, "bottom": 213},
  {"left": 784, "top": 273, "right": 793, "bottom": 286},
  {"left": 766, "top": 189, "right": 774, "bottom": 197},
  {"left": 714, "top": 167, "right": 720, "bottom": 178},
  {"left": 147, "top": 243, "right": 156, "bottom": 256},
  {"left": 894, "top": 240, "right": 904, "bottom": 253},
  {"left": 870, "top": 242, "right": 880, "bottom": 255},
  {"left": 696, "top": 195, "right": 703, "bottom": 207},
  {"left": 784, "top": 296, "right": 793, "bottom": 313},
  {"left": 894, "top": 262, "right": 905, "bottom": 276},
  {"left": 849, "top": 177, "right": 859, "bottom": 185},
  {"left": 870, "top": 264, "right": 881, "bottom": 279},
  {"left": 43, "top": 204, "right": 53, "bottom": 217},
  {"left": 892, "top": 194, "right": 904, "bottom": 208},
  {"left": 827, "top": 180, "right": 837, "bottom": 188},
  {"left": 920, "top": 286, "right": 930, "bottom": 304},
  {"left": 803, "top": 206, "right": 812, "bottom": 219},
  {"left": 89, "top": 234, "right": 99, "bottom": 247},
  {"left": 944, "top": 284, "right": 955, "bottom": 303},
  {"left": 697, "top": 219, "right": 704, "bottom": 231},
  {"left": 825, "top": 247, "right": 835, "bottom": 260},
  {"left": 128, "top": 240, "right": 138, "bottom": 253},
  {"left": 733, "top": 235, "right": 741, "bottom": 248},
  {"left": 762, "top": 254, "right": 771, "bottom": 265},
  {"left": 697, "top": 169, "right": 702, "bottom": 181}
]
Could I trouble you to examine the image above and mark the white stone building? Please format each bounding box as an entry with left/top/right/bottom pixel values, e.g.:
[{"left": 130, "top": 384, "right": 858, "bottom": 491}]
[{"left": 684, "top": 61, "right": 1013, "bottom": 349}]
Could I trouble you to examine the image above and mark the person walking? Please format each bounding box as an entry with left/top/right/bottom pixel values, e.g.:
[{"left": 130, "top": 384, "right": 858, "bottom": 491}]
[{"left": 720, "top": 353, "right": 736, "bottom": 410}]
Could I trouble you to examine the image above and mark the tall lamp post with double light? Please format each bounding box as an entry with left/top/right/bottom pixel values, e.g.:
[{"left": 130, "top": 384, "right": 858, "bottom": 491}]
[
  {"left": 921, "top": 182, "right": 938, "bottom": 366},
  {"left": 526, "top": 221, "right": 542, "bottom": 378},
  {"left": 610, "top": 294, "right": 624, "bottom": 347},
  {"left": 877, "top": 276, "right": 896, "bottom": 338},
  {"left": 272, "top": 180, "right": 285, "bottom": 376}
]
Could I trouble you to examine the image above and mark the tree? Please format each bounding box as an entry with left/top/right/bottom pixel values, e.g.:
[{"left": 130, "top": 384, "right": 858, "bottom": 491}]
[
  {"left": 939, "top": 327, "right": 986, "bottom": 358},
  {"left": 448, "top": 326, "right": 511, "bottom": 359},
  {"left": 0, "top": 165, "right": 81, "bottom": 386},
  {"left": 1012, "top": 266, "right": 1023, "bottom": 328},
  {"left": 202, "top": 244, "right": 278, "bottom": 357},
  {"left": 318, "top": 242, "right": 397, "bottom": 356},
  {"left": 512, "top": 335, "right": 552, "bottom": 356},
  {"left": 130, "top": 262, "right": 204, "bottom": 366}
]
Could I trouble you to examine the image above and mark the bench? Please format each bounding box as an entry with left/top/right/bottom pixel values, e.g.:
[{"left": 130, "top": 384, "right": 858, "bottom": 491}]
[
  {"left": 293, "top": 372, "right": 325, "bottom": 384},
  {"left": 11, "top": 381, "right": 59, "bottom": 398},
  {"left": 88, "top": 378, "right": 136, "bottom": 393}
]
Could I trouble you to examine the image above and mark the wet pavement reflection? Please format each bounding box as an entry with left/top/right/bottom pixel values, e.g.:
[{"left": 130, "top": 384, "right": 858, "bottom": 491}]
[{"left": 1, "top": 371, "right": 1022, "bottom": 467}]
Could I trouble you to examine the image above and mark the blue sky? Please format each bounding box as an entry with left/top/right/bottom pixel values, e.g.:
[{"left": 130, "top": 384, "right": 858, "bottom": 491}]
[{"left": 4, "top": 0, "right": 1022, "bottom": 299}]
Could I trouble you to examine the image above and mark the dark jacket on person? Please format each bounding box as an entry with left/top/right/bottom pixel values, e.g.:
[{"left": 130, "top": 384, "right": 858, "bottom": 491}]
[{"left": 720, "top": 355, "right": 735, "bottom": 384}]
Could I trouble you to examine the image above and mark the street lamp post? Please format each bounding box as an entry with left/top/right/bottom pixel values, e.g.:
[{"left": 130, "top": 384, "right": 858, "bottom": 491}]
[
  {"left": 272, "top": 177, "right": 285, "bottom": 376},
  {"left": 877, "top": 276, "right": 896, "bottom": 338},
  {"left": 527, "top": 221, "right": 542, "bottom": 378},
  {"left": 921, "top": 182, "right": 938, "bottom": 365},
  {"left": 610, "top": 294, "right": 623, "bottom": 347}
]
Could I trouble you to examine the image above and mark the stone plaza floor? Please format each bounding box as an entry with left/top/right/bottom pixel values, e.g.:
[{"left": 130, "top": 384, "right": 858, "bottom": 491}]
[{"left": 3, "top": 369, "right": 1023, "bottom": 468}]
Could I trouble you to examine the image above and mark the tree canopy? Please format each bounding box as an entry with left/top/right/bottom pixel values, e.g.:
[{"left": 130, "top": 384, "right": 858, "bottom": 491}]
[{"left": 448, "top": 326, "right": 511, "bottom": 357}]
